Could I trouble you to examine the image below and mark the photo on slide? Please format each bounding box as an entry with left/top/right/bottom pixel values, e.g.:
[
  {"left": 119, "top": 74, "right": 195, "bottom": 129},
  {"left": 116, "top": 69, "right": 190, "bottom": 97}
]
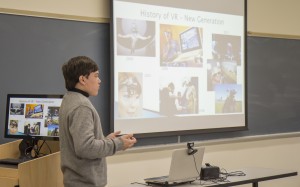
[
  {"left": 25, "top": 104, "right": 44, "bottom": 119},
  {"left": 10, "top": 103, "right": 25, "bottom": 115},
  {"left": 159, "top": 75, "right": 198, "bottom": 116},
  {"left": 8, "top": 120, "right": 19, "bottom": 134},
  {"left": 207, "top": 59, "right": 237, "bottom": 91},
  {"left": 160, "top": 24, "right": 203, "bottom": 67},
  {"left": 212, "top": 34, "right": 241, "bottom": 65},
  {"left": 117, "top": 72, "right": 143, "bottom": 118},
  {"left": 116, "top": 18, "right": 155, "bottom": 56},
  {"left": 215, "top": 84, "right": 243, "bottom": 114},
  {"left": 45, "top": 106, "right": 60, "bottom": 127}
]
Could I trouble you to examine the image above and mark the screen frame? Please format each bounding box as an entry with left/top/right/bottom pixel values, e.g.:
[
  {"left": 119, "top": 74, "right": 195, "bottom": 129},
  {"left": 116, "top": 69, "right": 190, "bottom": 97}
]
[
  {"left": 4, "top": 94, "right": 63, "bottom": 141},
  {"left": 110, "top": 0, "right": 248, "bottom": 138}
]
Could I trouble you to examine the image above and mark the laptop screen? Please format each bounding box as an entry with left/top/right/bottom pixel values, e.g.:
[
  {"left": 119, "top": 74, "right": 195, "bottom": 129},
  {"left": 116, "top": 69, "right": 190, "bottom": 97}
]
[{"left": 179, "top": 27, "right": 202, "bottom": 53}]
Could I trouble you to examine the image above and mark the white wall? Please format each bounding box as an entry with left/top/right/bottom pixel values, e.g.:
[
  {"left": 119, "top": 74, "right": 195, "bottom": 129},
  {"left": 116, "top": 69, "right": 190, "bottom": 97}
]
[
  {"left": 0, "top": 0, "right": 109, "bottom": 19},
  {"left": 1, "top": 0, "right": 300, "bottom": 187},
  {"left": 247, "top": 0, "right": 300, "bottom": 37}
]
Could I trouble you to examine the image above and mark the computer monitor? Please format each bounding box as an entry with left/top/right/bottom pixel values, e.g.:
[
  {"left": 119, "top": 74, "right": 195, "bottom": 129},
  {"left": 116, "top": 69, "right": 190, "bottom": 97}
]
[
  {"left": 5, "top": 94, "right": 63, "bottom": 141},
  {"left": 179, "top": 27, "right": 202, "bottom": 53}
]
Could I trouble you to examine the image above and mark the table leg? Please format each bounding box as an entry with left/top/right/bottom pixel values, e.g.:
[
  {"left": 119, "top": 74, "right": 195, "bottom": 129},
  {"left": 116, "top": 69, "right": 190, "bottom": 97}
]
[{"left": 252, "top": 182, "right": 258, "bottom": 187}]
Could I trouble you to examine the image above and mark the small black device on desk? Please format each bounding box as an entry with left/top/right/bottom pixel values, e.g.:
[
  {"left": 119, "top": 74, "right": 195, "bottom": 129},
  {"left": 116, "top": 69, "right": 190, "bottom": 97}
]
[{"left": 200, "top": 163, "right": 220, "bottom": 180}]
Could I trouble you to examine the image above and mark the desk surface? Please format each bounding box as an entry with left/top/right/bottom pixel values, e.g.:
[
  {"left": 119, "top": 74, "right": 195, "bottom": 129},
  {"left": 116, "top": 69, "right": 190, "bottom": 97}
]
[{"left": 121, "top": 167, "right": 297, "bottom": 187}]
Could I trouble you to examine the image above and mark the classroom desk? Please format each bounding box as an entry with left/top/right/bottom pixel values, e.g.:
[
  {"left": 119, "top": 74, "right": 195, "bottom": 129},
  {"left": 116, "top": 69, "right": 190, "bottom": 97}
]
[{"left": 122, "top": 167, "right": 297, "bottom": 187}]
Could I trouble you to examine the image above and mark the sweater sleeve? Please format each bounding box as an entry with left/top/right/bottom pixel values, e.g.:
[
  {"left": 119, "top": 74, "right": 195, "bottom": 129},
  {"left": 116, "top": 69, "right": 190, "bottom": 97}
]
[
  {"left": 111, "top": 137, "right": 124, "bottom": 153},
  {"left": 68, "top": 105, "right": 120, "bottom": 159}
]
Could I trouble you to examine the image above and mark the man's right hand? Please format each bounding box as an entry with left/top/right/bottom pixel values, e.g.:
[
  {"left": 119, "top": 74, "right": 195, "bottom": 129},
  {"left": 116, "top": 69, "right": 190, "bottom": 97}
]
[{"left": 120, "top": 134, "right": 137, "bottom": 150}]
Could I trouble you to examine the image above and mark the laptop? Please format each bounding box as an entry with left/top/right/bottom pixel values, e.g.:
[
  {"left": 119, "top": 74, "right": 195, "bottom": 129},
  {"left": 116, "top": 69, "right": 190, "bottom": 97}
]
[
  {"left": 173, "top": 27, "right": 202, "bottom": 63},
  {"left": 144, "top": 147, "right": 205, "bottom": 186}
]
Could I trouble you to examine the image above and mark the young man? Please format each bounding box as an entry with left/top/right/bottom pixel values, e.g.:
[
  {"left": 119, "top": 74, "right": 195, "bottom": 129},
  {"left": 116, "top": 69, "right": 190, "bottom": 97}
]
[{"left": 59, "top": 56, "right": 137, "bottom": 187}]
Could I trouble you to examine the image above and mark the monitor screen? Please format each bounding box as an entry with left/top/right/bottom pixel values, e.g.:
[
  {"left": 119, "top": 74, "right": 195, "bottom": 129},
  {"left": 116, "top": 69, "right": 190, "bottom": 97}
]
[
  {"left": 5, "top": 94, "right": 63, "bottom": 140},
  {"left": 179, "top": 27, "right": 202, "bottom": 53},
  {"left": 111, "top": 0, "right": 247, "bottom": 136}
]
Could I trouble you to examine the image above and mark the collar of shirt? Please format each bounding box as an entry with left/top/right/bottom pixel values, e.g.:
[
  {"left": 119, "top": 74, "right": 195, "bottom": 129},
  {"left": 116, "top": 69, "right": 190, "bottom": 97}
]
[{"left": 68, "top": 88, "right": 89, "bottom": 97}]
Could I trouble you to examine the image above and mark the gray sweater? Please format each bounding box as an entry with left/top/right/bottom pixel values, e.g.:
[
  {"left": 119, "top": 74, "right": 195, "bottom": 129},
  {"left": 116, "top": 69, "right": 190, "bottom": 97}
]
[{"left": 59, "top": 91, "right": 123, "bottom": 187}]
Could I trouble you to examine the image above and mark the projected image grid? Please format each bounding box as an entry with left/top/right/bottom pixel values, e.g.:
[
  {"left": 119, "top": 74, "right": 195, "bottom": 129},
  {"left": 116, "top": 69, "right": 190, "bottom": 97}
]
[
  {"left": 7, "top": 99, "right": 61, "bottom": 137},
  {"left": 113, "top": 0, "right": 245, "bottom": 134}
]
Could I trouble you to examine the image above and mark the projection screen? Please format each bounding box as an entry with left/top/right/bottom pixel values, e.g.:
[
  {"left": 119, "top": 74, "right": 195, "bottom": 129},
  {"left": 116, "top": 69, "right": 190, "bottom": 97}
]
[{"left": 111, "top": 0, "right": 247, "bottom": 136}]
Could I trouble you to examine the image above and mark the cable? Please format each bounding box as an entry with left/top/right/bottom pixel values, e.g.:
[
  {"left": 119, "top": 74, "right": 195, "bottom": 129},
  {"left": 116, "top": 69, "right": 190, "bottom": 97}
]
[
  {"left": 130, "top": 182, "right": 148, "bottom": 186},
  {"left": 192, "top": 154, "right": 201, "bottom": 176},
  {"left": 37, "top": 140, "right": 45, "bottom": 153},
  {"left": 24, "top": 145, "right": 34, "bottom": 158},
  {"left": 229, "top": 171, "right": 246, "bottom": 176},
  {"left": 44, "top": 140, "right": 52, "bottom": 154},
  {"left": 220, "top": 169, "right": 246, "bottom": 177},
  {"left": 35, "top": 140, "right": 52, "bottom": 157},
  {"left": 220, "top": 168, "right": 229, "bottom": 181},
  {"left": 191, "top": 153, "right": 205, "bottom": 186}
]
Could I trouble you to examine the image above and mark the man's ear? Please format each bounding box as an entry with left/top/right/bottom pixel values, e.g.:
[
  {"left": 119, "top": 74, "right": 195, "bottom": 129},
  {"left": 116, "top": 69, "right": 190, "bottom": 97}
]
[{"left": 79, "top": 75, "right": 85, "bottom": 85}]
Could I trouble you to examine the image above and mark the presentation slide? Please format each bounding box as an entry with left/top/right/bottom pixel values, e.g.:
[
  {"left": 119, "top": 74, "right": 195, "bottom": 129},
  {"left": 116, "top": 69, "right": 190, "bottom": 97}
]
[
  {"left": 112, "top": 0, "right": 246, "bottom": 135},
  {"left": 6, "top": 97, "right": 62, "bottom": 138}
]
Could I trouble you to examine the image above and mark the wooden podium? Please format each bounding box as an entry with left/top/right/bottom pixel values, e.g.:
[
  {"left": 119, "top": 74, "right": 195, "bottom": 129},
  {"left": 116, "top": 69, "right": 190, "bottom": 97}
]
[{"left": 0, "top": 140, "right": 63, "bottom": 187}]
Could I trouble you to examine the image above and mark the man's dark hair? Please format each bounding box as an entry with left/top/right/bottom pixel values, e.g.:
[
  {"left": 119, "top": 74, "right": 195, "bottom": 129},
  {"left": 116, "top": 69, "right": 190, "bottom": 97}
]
[{"left": 62, "top": 56, "right": 98, "bottom": 90}]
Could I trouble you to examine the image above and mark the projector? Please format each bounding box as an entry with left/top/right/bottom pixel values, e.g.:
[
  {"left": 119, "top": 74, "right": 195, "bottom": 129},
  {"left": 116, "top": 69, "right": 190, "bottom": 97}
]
[{"left": 200, "top": 164, "right": 220, "bottom": 180}]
